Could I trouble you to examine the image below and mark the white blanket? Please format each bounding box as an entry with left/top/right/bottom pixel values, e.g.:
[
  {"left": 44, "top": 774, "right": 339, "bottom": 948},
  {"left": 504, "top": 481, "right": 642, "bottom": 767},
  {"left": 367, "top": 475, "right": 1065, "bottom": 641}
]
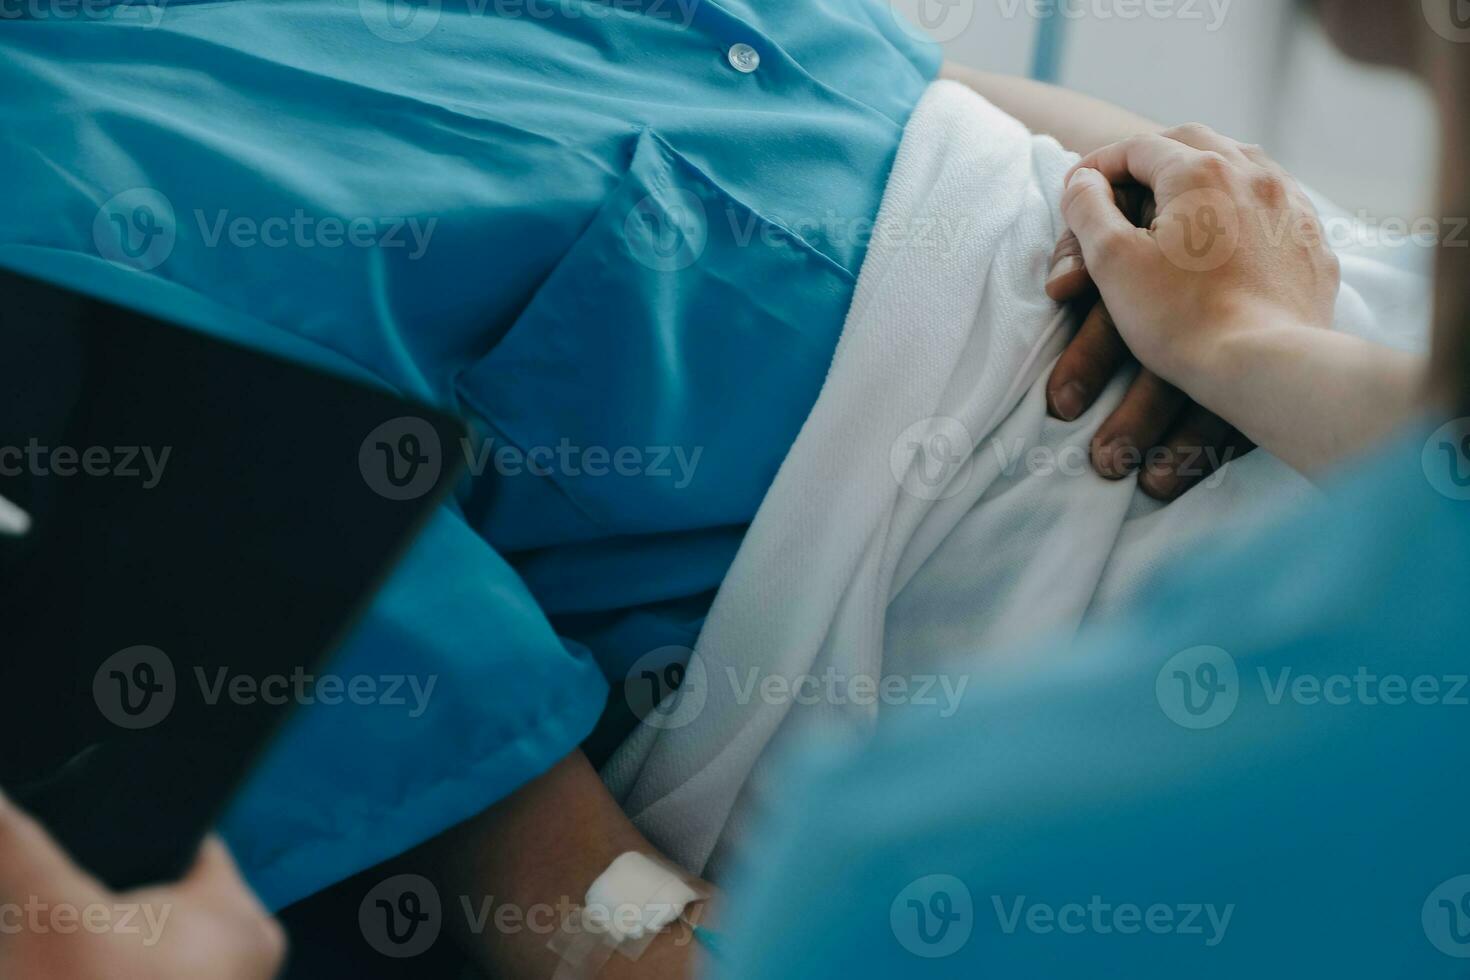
[{"left": 603, "top": 80, "right": 1431, "bottom": 877}]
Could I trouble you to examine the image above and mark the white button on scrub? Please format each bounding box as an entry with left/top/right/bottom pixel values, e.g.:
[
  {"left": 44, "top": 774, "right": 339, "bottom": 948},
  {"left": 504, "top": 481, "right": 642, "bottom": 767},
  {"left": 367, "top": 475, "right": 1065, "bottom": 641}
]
[{"left": 727, "top": 43, "right": 760, "bottom": 74}]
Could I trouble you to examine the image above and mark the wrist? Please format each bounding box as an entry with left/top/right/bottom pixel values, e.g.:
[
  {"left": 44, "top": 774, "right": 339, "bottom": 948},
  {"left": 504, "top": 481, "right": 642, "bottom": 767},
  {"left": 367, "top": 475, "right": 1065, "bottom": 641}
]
[{"left": 1165, "top": 306, "right": 1322, "bottom": 413}]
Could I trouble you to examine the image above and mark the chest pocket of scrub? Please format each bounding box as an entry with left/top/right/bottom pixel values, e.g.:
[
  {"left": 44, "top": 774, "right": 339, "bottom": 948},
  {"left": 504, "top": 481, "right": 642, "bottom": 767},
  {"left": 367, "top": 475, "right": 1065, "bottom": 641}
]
[{"left": 456, "top": 130, "right": 856, "bottom": 547}]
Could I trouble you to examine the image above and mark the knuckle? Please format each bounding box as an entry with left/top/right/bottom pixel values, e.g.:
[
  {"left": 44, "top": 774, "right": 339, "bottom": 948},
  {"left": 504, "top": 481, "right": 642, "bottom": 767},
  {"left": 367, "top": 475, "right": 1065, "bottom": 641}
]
[
  {"left": 1060, "top": 177, "right": 1089, "bottom": 214},
  {"left": 1190, "top": 151, "right": 1234, "bottom": 182},
  {"left": 1090, "top": 228, "right": 1132, "bottom": 267},
  {"left": 1167, "top": 122, "right": 1215, "bottom": 143},
  {"left": 1119, "top": 134, "right": 1159, "bottom": 159},
  {"left": 1323, "top": 249, "right": 1343, "bottom": 283},
  {"left": 1250, "top": 172, "right": 1291, "bottom": 207}
]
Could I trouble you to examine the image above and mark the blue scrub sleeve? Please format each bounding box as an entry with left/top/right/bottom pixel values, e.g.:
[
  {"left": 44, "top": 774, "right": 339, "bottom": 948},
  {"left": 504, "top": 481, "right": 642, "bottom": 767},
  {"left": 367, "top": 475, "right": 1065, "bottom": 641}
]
[{"left": 220, "top": 506, "right": 610, "bottom": 911}]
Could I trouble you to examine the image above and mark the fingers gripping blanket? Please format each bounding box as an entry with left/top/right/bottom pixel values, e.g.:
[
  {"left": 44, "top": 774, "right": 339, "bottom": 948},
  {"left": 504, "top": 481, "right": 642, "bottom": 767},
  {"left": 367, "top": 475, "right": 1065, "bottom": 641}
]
[{"left": 602, "top": 81, "right": 1430, "bottom": 877}]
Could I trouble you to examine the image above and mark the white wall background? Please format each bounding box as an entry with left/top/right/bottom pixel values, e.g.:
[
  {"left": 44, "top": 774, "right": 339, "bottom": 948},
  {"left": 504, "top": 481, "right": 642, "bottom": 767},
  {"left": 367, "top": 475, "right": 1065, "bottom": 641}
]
[{"left": 897, "top": 0, "right": 1439, "bottom": 220}]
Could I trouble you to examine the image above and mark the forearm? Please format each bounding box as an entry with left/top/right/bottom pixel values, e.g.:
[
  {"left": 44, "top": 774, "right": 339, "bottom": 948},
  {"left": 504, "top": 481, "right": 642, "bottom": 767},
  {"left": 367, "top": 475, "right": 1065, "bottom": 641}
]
[
  {"left": 1182, "top": 319, "right": 1426, "bottom": 475},
  {"left": 939, "top": 63, "right": 1162, "bottom": 154},
  {"left": 410, "top": 750, "right": 706, "bottom": 979}
]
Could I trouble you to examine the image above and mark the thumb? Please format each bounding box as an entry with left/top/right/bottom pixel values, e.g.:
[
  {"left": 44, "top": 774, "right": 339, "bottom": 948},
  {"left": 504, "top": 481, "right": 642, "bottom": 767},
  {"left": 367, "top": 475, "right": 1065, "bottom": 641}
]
[{"left": 1060, "top": 168, "right": 1139, "bottom": 274}]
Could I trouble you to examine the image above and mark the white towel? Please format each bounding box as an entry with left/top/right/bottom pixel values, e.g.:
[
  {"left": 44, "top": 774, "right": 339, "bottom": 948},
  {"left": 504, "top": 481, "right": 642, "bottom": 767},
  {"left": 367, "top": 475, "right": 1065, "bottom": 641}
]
[{"left": 602, "top": 80, "right": 1431, "bottom": 878}]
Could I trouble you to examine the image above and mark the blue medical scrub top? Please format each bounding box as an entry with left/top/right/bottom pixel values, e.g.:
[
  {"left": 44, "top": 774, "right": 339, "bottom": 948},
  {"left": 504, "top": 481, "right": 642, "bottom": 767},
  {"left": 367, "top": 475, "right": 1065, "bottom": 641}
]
[
  {"left": 0, "top": 0, "right": 938, "bottom": 907},
  {"left": 716, "top": 422, "right": 1470, "bottom": 978}
]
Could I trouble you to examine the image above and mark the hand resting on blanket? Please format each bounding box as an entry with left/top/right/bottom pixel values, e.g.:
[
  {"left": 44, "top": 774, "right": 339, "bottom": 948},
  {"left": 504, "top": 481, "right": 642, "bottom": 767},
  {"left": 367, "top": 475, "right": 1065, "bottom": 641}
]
[
  {"left": 1057, "top": 124, "right": 1424, "bottom": 473},
  {"left": 1045, "top": 186, "right": 1256, "bottom": 500}
]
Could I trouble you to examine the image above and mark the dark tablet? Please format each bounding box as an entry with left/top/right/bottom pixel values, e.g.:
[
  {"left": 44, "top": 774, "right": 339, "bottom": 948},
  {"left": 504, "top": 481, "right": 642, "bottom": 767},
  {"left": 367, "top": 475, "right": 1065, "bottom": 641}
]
[{"left": 0, "top": 266, "right": 466, "bottom": 890}]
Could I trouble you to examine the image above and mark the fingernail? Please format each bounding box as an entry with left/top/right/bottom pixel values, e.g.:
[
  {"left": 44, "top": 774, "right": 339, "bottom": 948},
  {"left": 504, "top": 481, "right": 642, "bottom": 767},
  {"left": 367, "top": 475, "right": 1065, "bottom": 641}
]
[
  {"left": 1052, "top": 382, "right": 1088, "bottom": 422},
  {"left": 1141, "top": 469, "right": 1181, "bottom": 500},
  {"left": 1046, "top": 255, "right": 1083, "bottom": 288}
]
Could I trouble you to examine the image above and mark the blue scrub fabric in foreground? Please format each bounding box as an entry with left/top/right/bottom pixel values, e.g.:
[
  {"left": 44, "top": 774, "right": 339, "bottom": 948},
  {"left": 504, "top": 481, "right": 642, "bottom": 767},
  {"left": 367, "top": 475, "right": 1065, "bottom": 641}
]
[
  {"left": 0, "top": 0, "right": 937, "bottom": 907},
  {"left": 717, "top": 423, "right": 1470, "bottom": 978}
]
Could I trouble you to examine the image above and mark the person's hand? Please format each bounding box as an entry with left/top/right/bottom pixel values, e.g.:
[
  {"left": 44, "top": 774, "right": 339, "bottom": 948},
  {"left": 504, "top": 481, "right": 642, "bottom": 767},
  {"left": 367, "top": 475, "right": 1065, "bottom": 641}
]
[
  {"left": 1044, "top": 183, "right": 1254, "bottom": 499},
  {"left": 0, "top": 791, "right": 285, "bottom": 980},
  {"left": 1056, "top": 123, "right": 1340, "bottom": 398}
]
